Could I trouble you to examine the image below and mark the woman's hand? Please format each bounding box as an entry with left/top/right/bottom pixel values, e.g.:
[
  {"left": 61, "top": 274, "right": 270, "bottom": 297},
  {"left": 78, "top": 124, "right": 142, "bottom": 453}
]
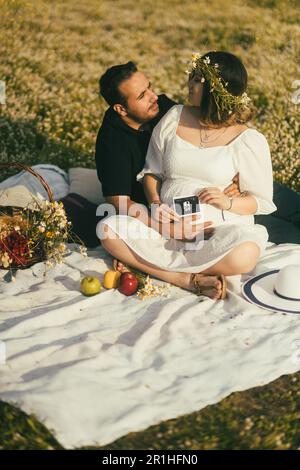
[
  {"left": 197, "top": 187, "right": 231, "bottom": 210},
  {"left": 151, "top": 203, "right": 181, "bottom": 223}
]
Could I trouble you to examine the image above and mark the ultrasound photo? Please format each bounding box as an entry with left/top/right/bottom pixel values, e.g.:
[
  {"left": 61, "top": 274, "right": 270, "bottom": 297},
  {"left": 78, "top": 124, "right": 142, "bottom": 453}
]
[{"left": 173, "top": 195, "right": 202, "bottom": 217}]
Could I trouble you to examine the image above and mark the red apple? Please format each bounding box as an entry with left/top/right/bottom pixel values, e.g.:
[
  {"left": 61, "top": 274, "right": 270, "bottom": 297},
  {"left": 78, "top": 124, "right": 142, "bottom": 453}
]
[{"left": 118, "top": 272, "right": 138, "bottom": 296}]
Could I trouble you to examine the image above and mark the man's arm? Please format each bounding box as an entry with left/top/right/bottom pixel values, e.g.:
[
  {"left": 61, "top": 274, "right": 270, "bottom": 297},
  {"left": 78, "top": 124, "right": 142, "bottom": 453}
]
[
  {"left": 96, "top": 136, "right": 133, "bottom": 200},
  {"left": 105, "top": 195, "right": 149, "bottom": 224},
  {"left": 143, "top": 174, "right": 162, "bottom": 205}
]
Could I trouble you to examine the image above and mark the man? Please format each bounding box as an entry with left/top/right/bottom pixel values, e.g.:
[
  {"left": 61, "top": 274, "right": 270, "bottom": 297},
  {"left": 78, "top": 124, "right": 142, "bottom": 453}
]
[
  {"left": 95, "top": 61, "right": 176, "bottom": 212},
  {"left": 95, "top": 61, "right": 300, "bottom": 244}
]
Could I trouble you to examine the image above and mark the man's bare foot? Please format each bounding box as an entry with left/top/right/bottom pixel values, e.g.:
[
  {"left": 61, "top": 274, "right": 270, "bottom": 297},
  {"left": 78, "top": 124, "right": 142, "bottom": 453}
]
[
  {"left": 113, "top": 258, "right": 131, "bottom": 274},
  {"left": 189, "top": 273, "right": 227, "bottom": 300}
]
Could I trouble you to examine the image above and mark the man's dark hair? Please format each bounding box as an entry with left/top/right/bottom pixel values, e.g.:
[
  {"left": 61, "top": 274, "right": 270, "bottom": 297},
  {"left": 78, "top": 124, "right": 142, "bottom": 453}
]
[{"left": 99, "top": 61, "right": 138, "bottom": 107}]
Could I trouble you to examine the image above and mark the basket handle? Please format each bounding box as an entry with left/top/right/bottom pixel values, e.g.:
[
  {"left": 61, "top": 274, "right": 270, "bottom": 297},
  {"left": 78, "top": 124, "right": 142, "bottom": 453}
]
[{"left": 0, "top": 162, "right": 54, "bottom": 202}]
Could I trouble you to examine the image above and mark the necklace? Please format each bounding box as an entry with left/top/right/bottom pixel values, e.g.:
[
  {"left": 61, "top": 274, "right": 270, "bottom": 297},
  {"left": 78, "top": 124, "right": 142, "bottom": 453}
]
[{"left": 199, "top": 123, "right": 227, "bottom": 148}]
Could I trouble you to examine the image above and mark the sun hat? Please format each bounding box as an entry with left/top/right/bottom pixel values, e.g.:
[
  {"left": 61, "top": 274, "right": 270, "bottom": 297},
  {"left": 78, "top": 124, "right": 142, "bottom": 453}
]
[{"left": 242, "top": 264, "right": 300, "bottom": 314}]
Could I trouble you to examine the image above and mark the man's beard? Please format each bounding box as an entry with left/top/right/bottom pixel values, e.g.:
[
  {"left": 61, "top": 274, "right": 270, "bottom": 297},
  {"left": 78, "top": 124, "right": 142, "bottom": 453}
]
[{"left": 126, "top": 105, "right": 159, "bottom": 125}]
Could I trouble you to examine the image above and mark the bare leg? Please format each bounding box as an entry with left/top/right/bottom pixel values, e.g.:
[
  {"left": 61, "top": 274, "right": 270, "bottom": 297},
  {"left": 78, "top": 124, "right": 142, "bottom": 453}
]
[
  {"left": 100, "top": 225, "right": 260, "bottom": 299},
  {"left": 201, "top": 242, "right": 260, "bottom": 276},
  {"left": 114, "top": 242, "right": 260, "bottom": 277}
]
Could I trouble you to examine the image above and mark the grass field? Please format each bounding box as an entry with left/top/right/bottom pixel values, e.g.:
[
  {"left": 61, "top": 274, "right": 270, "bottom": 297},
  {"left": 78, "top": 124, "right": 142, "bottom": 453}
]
[{"left": 0, "top": 0, "right": 300, "bottom": 450}]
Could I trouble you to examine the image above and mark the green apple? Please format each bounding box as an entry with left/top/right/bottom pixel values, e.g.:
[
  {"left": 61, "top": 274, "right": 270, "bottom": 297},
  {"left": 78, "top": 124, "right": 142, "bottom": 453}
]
[{"left": 80, "top": 276, "right": 102, "bottom": 296}]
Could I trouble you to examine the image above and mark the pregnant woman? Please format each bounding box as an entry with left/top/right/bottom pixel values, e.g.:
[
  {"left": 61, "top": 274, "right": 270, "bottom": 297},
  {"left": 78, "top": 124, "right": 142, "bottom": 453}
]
[{"left": 97, "top": 51, "right": 276, "bottom": 300}]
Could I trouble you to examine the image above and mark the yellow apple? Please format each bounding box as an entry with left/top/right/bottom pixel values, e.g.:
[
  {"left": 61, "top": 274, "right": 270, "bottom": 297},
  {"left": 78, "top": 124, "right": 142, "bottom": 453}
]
[
  {"left": 80, "top": 276, "right": 102, "bottom": 296},
  {"left": 103, "top": 270, "right": 122, "bottom": 289}
]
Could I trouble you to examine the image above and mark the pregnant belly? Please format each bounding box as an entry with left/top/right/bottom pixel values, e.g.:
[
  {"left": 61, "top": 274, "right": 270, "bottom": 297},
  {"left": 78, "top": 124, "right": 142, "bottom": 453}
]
[{"left": 160, "top": 179, "right": 254, "bottom": 227}]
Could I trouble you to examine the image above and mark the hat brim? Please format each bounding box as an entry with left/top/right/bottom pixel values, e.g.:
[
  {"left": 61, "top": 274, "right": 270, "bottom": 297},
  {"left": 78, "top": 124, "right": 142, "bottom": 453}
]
[{"left": 242, "top": 269, "right": 300, "bottom": 314}]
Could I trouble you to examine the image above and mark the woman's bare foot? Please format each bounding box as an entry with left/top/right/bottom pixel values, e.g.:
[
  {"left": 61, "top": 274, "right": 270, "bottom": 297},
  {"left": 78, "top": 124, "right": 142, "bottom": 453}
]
[
  {"left": 189, "top": 273, "right": 226, "bottom": 300},
  {"left": 113, "top": 258, "right": 131, "bottom": 273}
]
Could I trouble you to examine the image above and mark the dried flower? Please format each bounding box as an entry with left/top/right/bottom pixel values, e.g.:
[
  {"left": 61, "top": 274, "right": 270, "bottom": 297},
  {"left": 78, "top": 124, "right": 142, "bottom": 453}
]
[
  {"left": 135, "top": 273, "right": 170, "bottom": 301},
  {"left": 0, "top": 193, "right": 86, "bottom": 270}
]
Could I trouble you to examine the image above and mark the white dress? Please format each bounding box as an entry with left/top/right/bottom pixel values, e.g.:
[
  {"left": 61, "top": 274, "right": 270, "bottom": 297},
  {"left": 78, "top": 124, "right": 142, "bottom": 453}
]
[{"left": 97, "top": 105, "right": 277, "bottom": 273}]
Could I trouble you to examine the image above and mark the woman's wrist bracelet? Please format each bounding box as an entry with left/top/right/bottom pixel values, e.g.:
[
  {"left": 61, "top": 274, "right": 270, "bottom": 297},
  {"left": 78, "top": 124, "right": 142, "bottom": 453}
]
[
  {"left": 221, "top": 197, "right": 233, "bottom": 221},
  {"left": 226, "top": 197, "right": 233, "bottom": 211}
]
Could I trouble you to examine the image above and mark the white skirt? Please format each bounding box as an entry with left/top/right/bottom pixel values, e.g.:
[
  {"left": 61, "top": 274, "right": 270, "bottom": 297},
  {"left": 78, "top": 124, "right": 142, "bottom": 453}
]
[{"left": 97, "top": 215, "right": 269, "bottom": 273}]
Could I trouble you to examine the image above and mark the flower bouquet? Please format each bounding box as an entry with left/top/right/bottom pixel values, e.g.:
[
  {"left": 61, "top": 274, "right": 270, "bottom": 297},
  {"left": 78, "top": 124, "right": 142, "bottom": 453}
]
[{"left": 0, "top": 162, "right": 86, "bottom": 270}]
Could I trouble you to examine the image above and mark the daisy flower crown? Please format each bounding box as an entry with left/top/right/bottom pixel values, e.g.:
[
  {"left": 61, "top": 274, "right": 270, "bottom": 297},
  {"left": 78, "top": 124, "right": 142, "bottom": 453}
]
[{"left": 186, "top": 53, "right": 251, "bottom": 116}]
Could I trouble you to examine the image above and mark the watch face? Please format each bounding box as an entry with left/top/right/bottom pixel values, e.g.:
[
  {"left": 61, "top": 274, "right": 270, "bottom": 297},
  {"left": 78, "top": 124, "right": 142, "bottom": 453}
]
[{"left": 173, "top": 195, "right": 202, "bottom": 217}]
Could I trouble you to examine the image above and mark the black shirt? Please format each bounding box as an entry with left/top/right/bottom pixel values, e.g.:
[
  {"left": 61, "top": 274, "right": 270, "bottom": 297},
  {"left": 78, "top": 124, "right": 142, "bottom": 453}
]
[{"left": 95, "top": 94, "right": 176, "bottom": 206}]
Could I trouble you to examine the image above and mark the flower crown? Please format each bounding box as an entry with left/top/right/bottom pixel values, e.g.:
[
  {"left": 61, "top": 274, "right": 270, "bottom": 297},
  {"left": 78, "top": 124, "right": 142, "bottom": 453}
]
[{"left": 185, "top": 53, "right": 251, "bottom": 117}]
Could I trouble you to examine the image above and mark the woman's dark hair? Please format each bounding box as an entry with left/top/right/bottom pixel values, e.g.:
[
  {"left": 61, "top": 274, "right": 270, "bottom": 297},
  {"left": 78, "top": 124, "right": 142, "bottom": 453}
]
[
  {"left": 198, "top": 51, "right": 253, "bottom": 126},
  {"left": 99, "top": 61, "right": 138, "bottom": 106}
]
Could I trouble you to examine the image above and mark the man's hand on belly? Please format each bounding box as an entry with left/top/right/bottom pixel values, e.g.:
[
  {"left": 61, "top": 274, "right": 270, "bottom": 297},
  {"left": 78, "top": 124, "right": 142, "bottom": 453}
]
[{"left": 223, "top": 172, "right": 241, "bottom": 198}]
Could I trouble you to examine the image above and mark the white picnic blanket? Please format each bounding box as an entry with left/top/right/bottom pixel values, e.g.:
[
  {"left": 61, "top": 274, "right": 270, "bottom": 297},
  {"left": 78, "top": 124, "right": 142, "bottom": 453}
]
[{"left": 0, "top": 242, "right": 300, "bottom": 448}]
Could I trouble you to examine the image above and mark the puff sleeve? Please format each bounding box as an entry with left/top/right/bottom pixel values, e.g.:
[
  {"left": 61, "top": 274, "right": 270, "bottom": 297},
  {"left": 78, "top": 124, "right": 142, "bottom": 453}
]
[
  {"left": 232, "top": 129, "right": 277, "bottom": 215},
  {"left": 136, "top": 105, "right": 180, "bottom": 182}
]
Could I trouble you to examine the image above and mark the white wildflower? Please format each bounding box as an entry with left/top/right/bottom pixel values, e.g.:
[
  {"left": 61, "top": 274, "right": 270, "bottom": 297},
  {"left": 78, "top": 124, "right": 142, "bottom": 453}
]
[
  {"left": 1, "top": 252, "right": 12, "bottom": 268},
  {"left": 241, "top": 92, "right": 251, "bottom": 105},
  {"left": 79, "top": 245, "right": 87, "bottom": 256},
  {"left": 136, "top": 275, "right": 170, "bottom": 300},
  {"left": 58, "top": 242, "right": 66, "bottom": 252}
]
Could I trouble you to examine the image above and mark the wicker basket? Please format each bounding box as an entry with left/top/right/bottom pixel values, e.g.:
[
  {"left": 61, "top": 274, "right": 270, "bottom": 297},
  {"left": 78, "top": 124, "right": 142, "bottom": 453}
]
[{"left": 0, "top": 162, "right": 55, "bottom": 269}]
